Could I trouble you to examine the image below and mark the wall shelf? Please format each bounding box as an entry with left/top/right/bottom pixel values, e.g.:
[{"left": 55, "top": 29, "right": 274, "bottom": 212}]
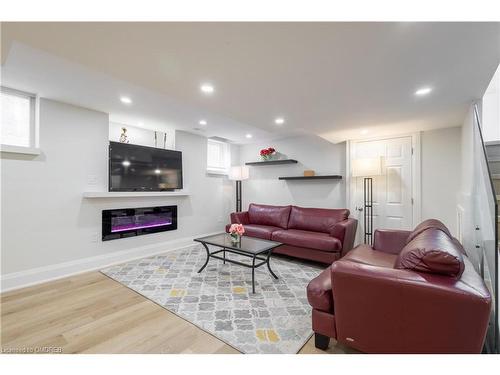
[
  {"left": 83, "top": 190, "right": 190, "bottom": 198},
  {"left": 278, "top": 175, "right": 342, "bottom": 181},
  {"left": 245, "top": 159, "right": 298, "bottom": 166}
]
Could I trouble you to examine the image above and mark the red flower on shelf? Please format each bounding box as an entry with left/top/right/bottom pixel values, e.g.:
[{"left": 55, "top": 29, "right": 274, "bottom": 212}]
[{"left": 260, "top": 147, "right": 277, "bottom": 160}]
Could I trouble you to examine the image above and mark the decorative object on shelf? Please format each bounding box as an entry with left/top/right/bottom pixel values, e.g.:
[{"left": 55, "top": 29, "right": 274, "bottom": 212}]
[
  {"left": 119, "top": 127, "right": 129, "bottom": 143},
  {"left": 352, "top": 157, "right": 382, "bottom": 246},
  {"left": 163, "top": 133, "right": 167, "bottom": 149},
  {"left": 229, "top": 165, "right": 250, "bottom": 212},
  {"left": 154, "top": 131, "right": 158, "bottom": 147},
  {"left": 229, "top": 223, "right": 245, "bottom": 243},
  {"left": 260, "top": 147, "right": 277, "bottom": 161},
  {"left": 304, "top": 170, "right": 315, "bottom": 177}
]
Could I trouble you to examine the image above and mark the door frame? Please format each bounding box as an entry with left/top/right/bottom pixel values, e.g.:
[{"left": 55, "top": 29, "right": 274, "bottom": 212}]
[{"left": 346, "top": 132, "right": 422, "bottom": 235}]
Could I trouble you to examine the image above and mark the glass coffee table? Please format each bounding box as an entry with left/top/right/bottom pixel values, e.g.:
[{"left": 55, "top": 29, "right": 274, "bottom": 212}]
[{"left": 193, "top": 233, "right": 282, "bottom": 293}]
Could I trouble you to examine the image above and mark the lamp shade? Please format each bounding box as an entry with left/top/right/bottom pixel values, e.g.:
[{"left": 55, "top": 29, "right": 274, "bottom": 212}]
[
  {"left": 352, "top": 157, "right": 382, "bottom": 177},
  {"left": 229, "top": 166, "right": 249, "bottom": 181}
]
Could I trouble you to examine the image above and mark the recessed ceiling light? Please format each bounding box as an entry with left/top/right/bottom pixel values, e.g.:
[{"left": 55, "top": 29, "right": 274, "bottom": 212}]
[
  {"left": 138, "top": 121, "right": 144, "bottom": 126},
  {"left": 154, "top": 169, "right": 161, "bottom": 174},
  {"left": 122, "top": 160, "right": 131, "bottom": 167},
  {"left": 120, "top": 96, "right": 132, "bottom": 104},
  {"left": 245, "top": 134, "right": 253, "bottom": 139},
  {"left": 361, "top": 129, "right": 369, "bottom": 135},
  {"left": 200, "top": 84, "right": 215, "bottom": 94},
  {"left": 415, "top": 87, "right": 432, "bottom": 96},
  {"left": 199, "top": 120, "right": 207, "bottom": 126},
  {"left": 274, "top": 117, "right": 285, "bottom": 125}
]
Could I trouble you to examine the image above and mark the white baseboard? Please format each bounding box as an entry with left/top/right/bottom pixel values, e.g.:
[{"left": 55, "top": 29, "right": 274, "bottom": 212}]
[{"left": 0, "top": 231, "right": 219, "bottom": 293}]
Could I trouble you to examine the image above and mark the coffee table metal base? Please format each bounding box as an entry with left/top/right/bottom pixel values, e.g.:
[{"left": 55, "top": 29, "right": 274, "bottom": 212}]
[{"left": 197, "top": 243, "right": 278, "bottom": 293}]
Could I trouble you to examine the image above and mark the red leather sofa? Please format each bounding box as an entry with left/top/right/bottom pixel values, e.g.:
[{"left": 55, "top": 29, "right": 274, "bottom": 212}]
[
  {"left": 226, "top": 203, "right": 357, "bottom": 264},
  {"left": 306, "top": 219, "right": 492, "bottom": 353}
]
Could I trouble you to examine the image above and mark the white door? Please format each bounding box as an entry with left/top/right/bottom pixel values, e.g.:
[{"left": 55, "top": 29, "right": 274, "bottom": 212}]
[{"left": 350, "top": 136, "right": 414, "bottom": 241}]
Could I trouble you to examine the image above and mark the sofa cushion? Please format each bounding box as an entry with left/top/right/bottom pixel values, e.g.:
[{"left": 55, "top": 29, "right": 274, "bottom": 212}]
[
  {"left": 274, "top": 245, "right": 341, "bottom": 264},
  {"left": 395, "top": 228, "right": 465, "bottom": 278},
  {"left": 248, "top": 203, "right": 291, "bottom": 229},
  {"left": 307, "top": 266, "right": 334, "bottom": 313},
  {"left": 272, "top": 229, "right": 341, "bottom": 252},
  {"left": 288, "top": 206, "right": 349, "bottom": 234},
  {"left": 343, "top": 244, "right": 397, "bottom": 268},
  {"left": 243, "top": 224, "right": 281, "bottom": 240},
  {"left": 373, "top": 229, "right": 412, "bottom": 254},
  {"left": 406, "top": 218, "right": 452, "bottom": 244}
]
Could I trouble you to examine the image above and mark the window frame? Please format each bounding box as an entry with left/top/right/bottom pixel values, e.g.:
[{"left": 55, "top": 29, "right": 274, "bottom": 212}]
[
  {"left": 206, "top": 138, "right": 231, "bottom": 175},
  {"left": 0, "top": 86, "right": 40, "bottom": 155}
]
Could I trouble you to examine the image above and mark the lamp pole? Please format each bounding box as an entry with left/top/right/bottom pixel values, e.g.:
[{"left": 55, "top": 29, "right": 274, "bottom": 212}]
[
  {"left": 236, "top": 180, "right": 242, "bottom": 212},
  {"left": 352, "top": 157, "right": 382, "bottom": 246},
  {"left": 364, "top": 177, "right": 373, "bottom": 245}
]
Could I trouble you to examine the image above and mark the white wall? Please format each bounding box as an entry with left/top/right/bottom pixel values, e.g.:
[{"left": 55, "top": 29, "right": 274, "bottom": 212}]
[
  {"left": 109, "top": 121, "right": 175, "bottom": 149},
  {"left": 1, "top": 99, "right": 234, "bottom": 290},
  {"left": 421, "top": 127, "right": 462, "bottom": 235},
  {"left": 238, "top": 135, "right": 346, "bottom": 210},
  {"left": 238, "top": 129, "right": 463, "bottom": 240},
  {"left": 482, "top": 64, "right": 500, "bottom": 142},
  {"left": 0, "top": 97, "right": 470, "bottom": 291}
]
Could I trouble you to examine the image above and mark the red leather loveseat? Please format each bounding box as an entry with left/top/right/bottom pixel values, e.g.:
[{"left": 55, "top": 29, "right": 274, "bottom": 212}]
[
  {"left": 306, "top": 219, "right": 492, "bottom": 353},
  {"left": 226, "top": 203, "right": 357, "bottom": 264}
]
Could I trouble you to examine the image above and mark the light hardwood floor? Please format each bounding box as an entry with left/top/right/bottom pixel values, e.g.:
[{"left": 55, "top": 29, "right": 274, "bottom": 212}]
[{"left": 1, "top": 271, "right": 357, "bottom": 354}]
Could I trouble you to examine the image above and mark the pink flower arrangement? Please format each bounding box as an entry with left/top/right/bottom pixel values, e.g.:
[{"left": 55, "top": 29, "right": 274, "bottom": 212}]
[
  {"left": 229, "top": 223, "right": 245, "bottom": 236},
  {"left": 260, "top": 147, "right": 276, "bottom": 159}
]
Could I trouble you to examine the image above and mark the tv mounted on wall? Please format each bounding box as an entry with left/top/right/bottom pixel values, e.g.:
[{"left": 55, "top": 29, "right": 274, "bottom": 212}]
[{"left": 109, "top": 141, "right": 183, "bottom": 191}]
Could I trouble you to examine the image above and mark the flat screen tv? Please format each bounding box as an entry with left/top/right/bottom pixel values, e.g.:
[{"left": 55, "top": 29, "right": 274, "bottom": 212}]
[{"left": 109, "top": 141, "right": 183, "bottom": 191}]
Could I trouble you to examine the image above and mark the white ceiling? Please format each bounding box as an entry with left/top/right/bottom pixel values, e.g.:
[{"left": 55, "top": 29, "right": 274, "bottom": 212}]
[
  {"left": 2, "top": 22, "right": 500, "bottom": 143},
  {"left": 1, "top": 42, "right": 273, "bottom": 143}
]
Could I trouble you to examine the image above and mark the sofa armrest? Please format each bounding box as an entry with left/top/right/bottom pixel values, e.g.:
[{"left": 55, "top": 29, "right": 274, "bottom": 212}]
[
  {"left": 330, "top": 260, "right": 491, "bottom": 353},
  {"left": 330, "top": 218, "right": 358, "bottom": 256},
  {"left": 307, "top": 266, "right": 334, "bottom": 313},
  {"left": 230, "top": 211, "right": 250, "bottom": 225},
  {"left": 372, "top": 229, "right": 411, "bottom": 254}
]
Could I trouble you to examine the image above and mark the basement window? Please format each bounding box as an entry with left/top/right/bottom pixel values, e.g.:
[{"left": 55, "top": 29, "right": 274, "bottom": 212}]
[
  {"left": 0, "top": 86, "right": 40, "bottom": 155},
  {"left": 207, "top": 138, "right": 230, "bottom": 175}
]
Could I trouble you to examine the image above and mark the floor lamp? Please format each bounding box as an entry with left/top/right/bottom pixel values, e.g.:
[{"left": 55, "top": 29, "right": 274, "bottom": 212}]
[
  {"left": 352, "top": 157, "right": 382, "bottom": 245},
  {"left": 229, "top": 166, "right": 249, "bottom": 212}
]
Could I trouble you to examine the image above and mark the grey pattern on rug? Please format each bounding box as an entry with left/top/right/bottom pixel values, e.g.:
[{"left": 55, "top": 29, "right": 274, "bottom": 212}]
[{"left": 101, "top": 245, "right": 323, "bottom": 354}]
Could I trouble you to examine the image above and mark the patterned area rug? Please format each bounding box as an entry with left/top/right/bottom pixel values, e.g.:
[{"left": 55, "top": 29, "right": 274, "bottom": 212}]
[{"left": 101, "top": 245, "right": 323, "bottom": 354}]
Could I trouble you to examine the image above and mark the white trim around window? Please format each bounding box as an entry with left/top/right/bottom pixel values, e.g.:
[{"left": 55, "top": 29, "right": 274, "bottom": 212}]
[
  {"left": 0, "top": 144, "right": 42, "bottom": 155},
  {"left": 206, "top": 138, "right": 231, "bottom": 175},
  {"left": 0, "top": 86, "right": 41, "bottom": 155}
]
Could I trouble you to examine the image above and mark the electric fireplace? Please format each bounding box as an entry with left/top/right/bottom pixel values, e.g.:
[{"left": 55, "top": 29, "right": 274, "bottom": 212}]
[{"left": 102, "top": 205, "right": 177, "bottom": 241}]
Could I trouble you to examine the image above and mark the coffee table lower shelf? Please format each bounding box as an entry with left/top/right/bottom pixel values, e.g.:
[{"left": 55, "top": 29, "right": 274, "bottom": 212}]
[{"left": 194, "top": 238, "right": 280, "bottom": 294}]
